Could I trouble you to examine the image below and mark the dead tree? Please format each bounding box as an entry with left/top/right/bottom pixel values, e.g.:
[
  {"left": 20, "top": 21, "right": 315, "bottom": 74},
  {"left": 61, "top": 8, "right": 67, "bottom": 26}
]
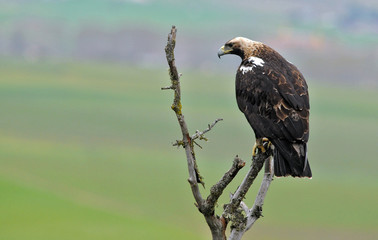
[{"left": 162, "top": 26, "right": 274, "bottom": 240}]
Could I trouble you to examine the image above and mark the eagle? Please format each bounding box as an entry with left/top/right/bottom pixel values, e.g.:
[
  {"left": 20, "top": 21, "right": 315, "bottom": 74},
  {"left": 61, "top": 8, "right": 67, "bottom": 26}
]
[{"left": 218, "top": 37, "right": 312, "bottom": 178}]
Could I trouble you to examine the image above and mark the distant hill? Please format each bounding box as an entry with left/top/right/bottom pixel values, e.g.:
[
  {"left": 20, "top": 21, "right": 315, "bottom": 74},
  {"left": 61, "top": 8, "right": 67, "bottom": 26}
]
[{"left": 0, "top": 0, "right": 377, "bottom": 86}]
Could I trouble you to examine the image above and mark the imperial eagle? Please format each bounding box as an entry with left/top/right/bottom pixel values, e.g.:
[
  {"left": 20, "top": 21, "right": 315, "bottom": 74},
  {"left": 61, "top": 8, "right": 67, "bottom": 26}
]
[{"left": 218, "top": 37, "right": 312, "bottom": 178}]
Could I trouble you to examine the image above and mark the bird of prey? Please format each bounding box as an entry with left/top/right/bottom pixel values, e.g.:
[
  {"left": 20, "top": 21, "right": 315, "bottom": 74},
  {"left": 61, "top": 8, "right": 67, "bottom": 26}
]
[{"left": 218, "top": 37, "right": 312, "bottom": 178}]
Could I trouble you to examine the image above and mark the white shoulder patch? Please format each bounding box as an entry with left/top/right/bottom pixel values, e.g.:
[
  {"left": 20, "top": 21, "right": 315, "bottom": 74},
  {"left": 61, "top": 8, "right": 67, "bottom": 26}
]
[
  {"left": 239, "top": 56, "right": 265, "bottom": 75},
  {"left": 248, "top": 56, "right": 265, "bottom": 66},
  {"left": 239, "top": 66, "right": 254, "bottom": 74}
]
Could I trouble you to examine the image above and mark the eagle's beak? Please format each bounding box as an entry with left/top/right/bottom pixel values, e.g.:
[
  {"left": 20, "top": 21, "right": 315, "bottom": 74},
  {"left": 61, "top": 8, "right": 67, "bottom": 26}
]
[{"left": 218, "top": 45, "right": 232, "bottom": 58}]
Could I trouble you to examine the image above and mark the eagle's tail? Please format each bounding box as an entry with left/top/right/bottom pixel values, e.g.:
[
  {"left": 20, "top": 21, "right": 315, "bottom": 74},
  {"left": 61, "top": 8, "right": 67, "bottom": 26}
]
[{"left": 271, "top": 139, "right": 312, "bottom": 178}]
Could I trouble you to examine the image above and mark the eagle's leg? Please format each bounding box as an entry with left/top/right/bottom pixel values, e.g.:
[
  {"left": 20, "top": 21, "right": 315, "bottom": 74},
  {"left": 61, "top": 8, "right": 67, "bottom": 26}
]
[{"left": 252, "top": 137, "right": 271, "bottom": 157}]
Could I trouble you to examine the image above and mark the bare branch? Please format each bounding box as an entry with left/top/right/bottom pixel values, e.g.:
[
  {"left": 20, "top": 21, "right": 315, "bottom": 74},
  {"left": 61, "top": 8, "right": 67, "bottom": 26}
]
[
  {"left": 192, "top": 118, "right": 223, "bottom": 141},
  {"left": 239, "top": 201, "right": 249, "bottom": 216},
  {"left": 164, "top": 26, "right": 227, "bottom": 240},
  {"left": 163, "top": 25, "right": 204, "bottom": 201},
  {"left": 203, "top": 156, "right": 246, "bottom": 215},
  {"left": 245, "top": 156, "right": 274, "bottom": 230},
  {"left": 228, "top": 157, "right": 274, "bottom": 239},
  {"left": 172, "top": 118, "right": 223, "bottom": 147},
  {"left": 161, "top": 85, "right": 174, "bottom": 90},
  {"left": 223, "top": 148, "right": 272, "bottom": 220}
]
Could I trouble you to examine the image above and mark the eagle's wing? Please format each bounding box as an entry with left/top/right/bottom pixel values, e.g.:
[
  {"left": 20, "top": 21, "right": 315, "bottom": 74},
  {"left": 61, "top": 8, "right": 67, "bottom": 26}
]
[
  {"left": 269, "top": 63, "right": 309, "bottom": 111},
  {"left": 235, "top": 60, "right": 309, "bottom": 143},
  {"left": 236, "top": 60, "right": 311, "bottom": 177}
]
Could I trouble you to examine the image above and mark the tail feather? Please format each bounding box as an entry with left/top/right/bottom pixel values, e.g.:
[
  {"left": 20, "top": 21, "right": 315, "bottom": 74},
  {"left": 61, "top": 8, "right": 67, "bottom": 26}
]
[{"left": 271, "top": 139, "right": 312, "bottom": 178}]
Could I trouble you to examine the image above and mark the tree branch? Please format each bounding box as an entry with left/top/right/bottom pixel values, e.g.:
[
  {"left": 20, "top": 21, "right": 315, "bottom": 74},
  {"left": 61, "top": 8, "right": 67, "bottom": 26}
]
[
  {"left": 223, "top": 148, "right": 272, "bottom": 227},
  {"left": 192, "top": 118, "right": 223, "bottom": 141},
  {"left": 164, "top": 26, "right": 231, "bottom": 240},
  {"left": 228, "top": 156, "right": 274, "bottom": 239},
  {"left": 163, "top": 26, "right": 274, "bottom": 240},
  {"left": 247, "top": 156, "right": 274, "bottom": 228},
  {"left": 164, "top": 25, "right": 203, "bottom": 200},
  {"left": 203, "top": 156, "right": 246, "bottom": 215},
  {"left": 173, "top": 118, "right": 223, "bottom": 147}
]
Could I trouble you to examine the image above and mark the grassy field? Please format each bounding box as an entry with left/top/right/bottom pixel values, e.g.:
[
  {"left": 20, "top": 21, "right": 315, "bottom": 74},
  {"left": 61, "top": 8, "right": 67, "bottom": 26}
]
[{"left": 0, "top": 60, "right": 377, "bottom": 239}]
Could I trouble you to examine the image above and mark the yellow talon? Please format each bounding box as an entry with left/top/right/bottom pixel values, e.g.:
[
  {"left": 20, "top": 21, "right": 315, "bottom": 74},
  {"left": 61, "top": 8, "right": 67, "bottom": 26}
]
[
  {"left": 252, "top": 143, "right": 258, "bottom": 157},
  {"left": 262, "top": 137, "right": 272, "bottom": 149},
  {"left": 252, "top": 138, "right": 271, "bottom": 156}
]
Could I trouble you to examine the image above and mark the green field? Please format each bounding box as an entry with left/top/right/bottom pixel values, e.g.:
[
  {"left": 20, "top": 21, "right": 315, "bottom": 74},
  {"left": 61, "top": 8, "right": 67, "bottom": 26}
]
[{"left": 0, "top": 60, "right": 377, "bottom": 239}]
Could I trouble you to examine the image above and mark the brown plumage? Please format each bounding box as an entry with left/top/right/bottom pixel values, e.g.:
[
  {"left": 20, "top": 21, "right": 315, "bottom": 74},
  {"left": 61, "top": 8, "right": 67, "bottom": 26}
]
[{"left": 218, "top": 37, "right": 312, "bottom": 178}]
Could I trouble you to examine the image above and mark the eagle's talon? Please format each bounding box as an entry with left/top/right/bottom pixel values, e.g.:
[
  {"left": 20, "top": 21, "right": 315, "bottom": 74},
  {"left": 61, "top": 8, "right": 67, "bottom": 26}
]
[
  {"left": 252, "top": 143, "right": 258, "bottom": 157},
  {"left": 259, "top": 145, "right": 266, "bottom": 153},
  {"left": 262, "top": 138, "right": 272, "bottom": 150},
  {"left": 252, "top": 138, "right": 271, "bottom": 157}
]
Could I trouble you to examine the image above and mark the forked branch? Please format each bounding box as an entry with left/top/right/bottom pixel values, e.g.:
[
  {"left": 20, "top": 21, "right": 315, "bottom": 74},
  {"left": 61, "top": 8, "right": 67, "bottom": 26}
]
[{"left": 163, "top": 26, "right": 273, "bottom": 240}]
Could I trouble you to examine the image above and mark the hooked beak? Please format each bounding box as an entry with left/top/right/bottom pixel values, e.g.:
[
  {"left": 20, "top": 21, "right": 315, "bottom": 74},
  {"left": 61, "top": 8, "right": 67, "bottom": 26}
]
[{"left": 217, "top": 45, "right": 232, "bottom": 58}]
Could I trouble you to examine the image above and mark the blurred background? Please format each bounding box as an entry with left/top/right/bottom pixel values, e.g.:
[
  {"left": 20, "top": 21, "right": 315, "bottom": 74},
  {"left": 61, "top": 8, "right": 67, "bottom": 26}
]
[{"left": 0, "top": 0, "right": 377, "bottom": 239}]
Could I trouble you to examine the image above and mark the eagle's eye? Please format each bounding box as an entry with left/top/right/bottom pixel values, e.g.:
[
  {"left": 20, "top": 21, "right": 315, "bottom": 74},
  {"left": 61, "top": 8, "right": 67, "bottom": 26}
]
[{"left": 226, "top": 43, "right": 233, "bottom": 48}]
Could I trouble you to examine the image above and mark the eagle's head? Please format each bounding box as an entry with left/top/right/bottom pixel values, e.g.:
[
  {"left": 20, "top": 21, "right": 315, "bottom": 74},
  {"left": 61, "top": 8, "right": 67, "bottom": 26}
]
[{"left": 218, "top": 37, "right": 264, "bottom": 60}]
